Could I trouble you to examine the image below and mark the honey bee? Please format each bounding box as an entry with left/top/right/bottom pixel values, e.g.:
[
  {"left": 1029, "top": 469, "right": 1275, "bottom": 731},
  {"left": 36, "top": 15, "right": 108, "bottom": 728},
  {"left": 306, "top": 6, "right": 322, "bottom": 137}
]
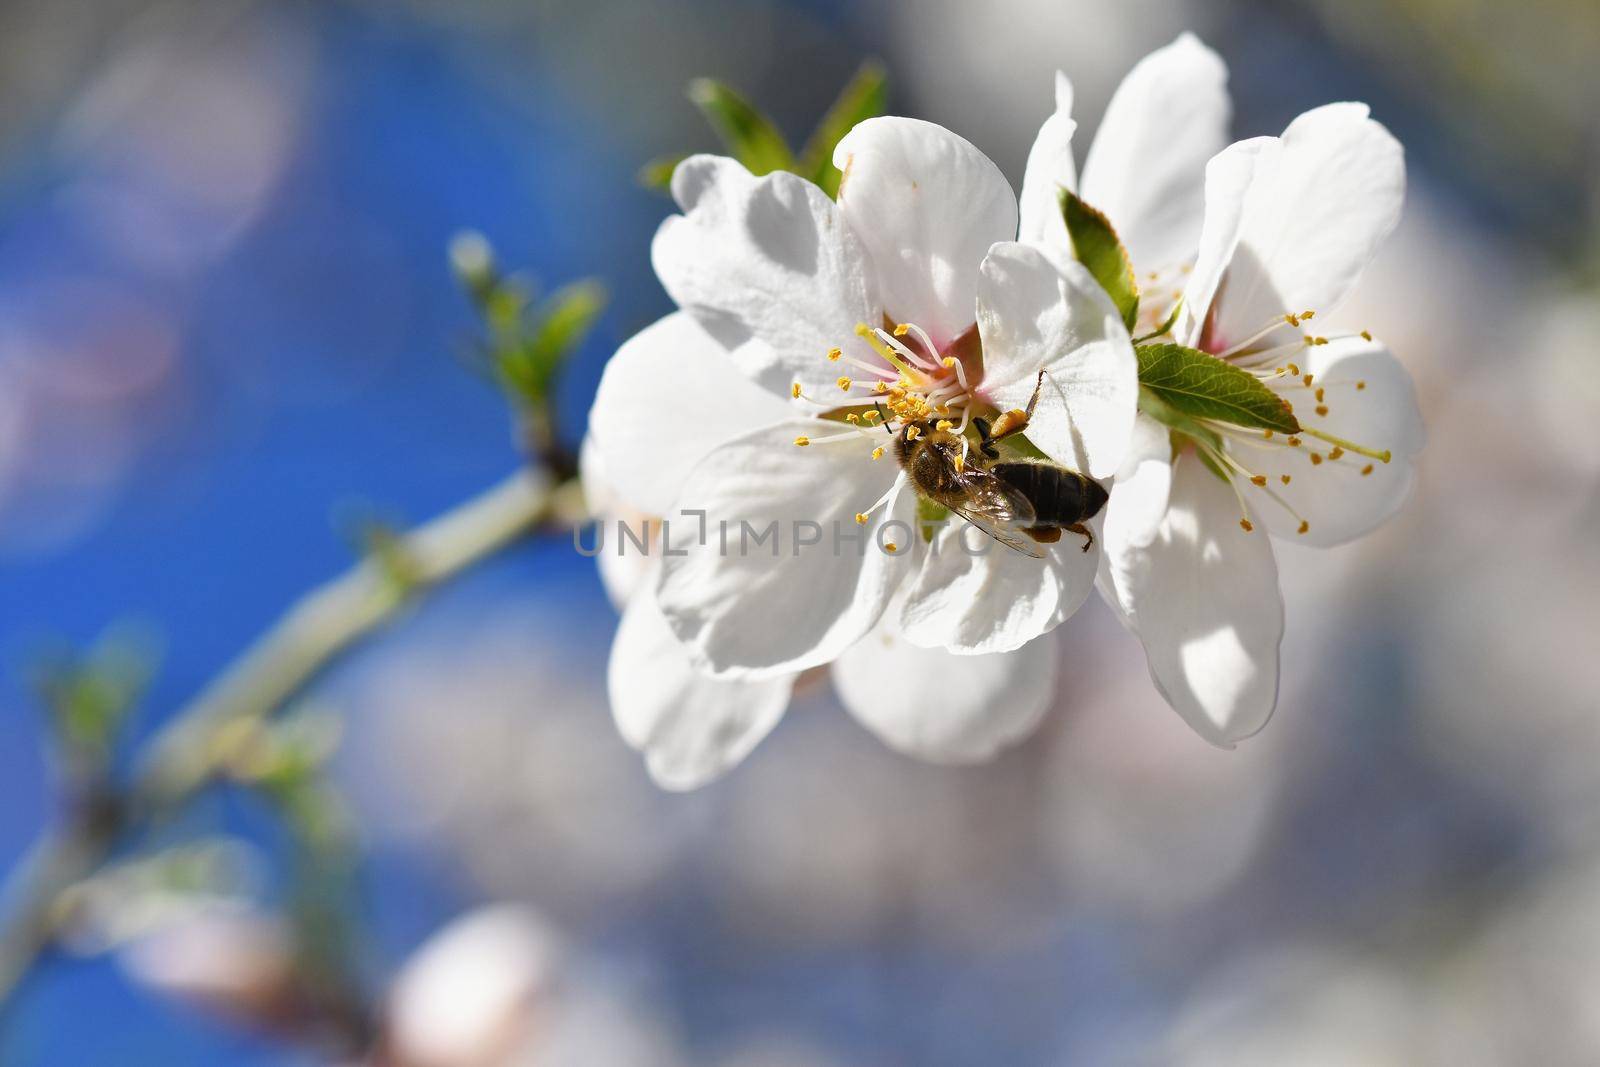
[{"left": 889, "top": 371, "right": 1108, "bottom": 558}]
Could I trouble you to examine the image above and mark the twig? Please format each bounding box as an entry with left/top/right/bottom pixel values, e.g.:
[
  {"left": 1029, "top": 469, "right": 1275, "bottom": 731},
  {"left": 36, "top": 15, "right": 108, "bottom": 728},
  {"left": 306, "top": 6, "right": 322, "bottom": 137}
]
[{"left": 0, "top": 467, "right": 567, "bottom": 1008}]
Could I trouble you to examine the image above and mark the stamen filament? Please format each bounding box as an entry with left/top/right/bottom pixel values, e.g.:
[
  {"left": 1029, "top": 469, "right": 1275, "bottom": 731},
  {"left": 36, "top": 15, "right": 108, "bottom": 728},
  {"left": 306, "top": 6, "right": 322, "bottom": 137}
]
[
  {"left": 856, "top": 323, "right": 922, "bottom": 381},
  {"left": 795, "top": 429, "right": 868, "bottom": 447},
  {"left": 1218, "top": 312, "right": 1305, "bottom": 359},
  {"left": 900, "top": 322, "right": 944, "bottom": 367},
  {"left": 1229, "top": 337, "right": 1311, "bottom": 368},
  {"left": 1302, "top": 428, "right": 1391, "bottom": 463},
  {"left": 1192, "top": 439, "right": 1256, "bottom": 531},
  {"left": 877, "top": 327, "right": 940, "bottom": 373},
  {"left": 824, "top": 341, "right": 903, "bottom": 380},
  {"left": 855, "top": 476, "right": 901, "bottom": 526}
]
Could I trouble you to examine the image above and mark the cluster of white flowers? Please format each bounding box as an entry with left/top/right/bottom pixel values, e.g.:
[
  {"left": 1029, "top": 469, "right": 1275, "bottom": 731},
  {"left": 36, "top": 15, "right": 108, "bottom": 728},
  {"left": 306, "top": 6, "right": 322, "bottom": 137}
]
[{"left": 586, "top": 34, "right": 1423, "bottom": 789}]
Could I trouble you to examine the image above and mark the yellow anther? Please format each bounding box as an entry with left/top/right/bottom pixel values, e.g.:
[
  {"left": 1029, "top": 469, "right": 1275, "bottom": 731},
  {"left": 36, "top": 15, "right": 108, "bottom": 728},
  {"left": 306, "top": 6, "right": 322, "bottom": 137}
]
[
  {"left": 1285, "top": 313, "right": 1301, "bottom": 327},
  {"left": 1287, "top": 436, "right": 1302, "bottom": 447},
  {"left": 862, "top": 409, "right": 880, "bottom": 422},
  {"left": 1303, "top": 374, "right": 1314, "bottom": 387},
  {"left": 942, "top": 356, "right": 957, "bottom": 368},
  {"left": 1328, "top": 446, "right": 1345, "bottom": 461},
  {"left": 871, "top": 446, "right": 885, "bottom": 460},
  {"left": 1360, "top": 330, "right": 1372, "bottom": 342},
  {"left": 885, "top": 541, "right": 899, "bottom": 553},
  {"left": 1315, "top": 387, "right": 1325, "bottom": 403},
  {"left": 1301, "top": 310, "right": 1316, "bottom": 320},
  {"left": 874, "top": 380, "right": 890, "bottom": 394},
  {"left": 827, "top": 347, "right": 842, "bottom": 362},
  {"left": 1263, "top": 429, "right": 1275, "bottom": 440},
  {"left": 1287, "top": 363, "right": 1301, "bottom": 376},
  {"left": 1310, "top": 452, "right": 1324, "bottom": 466},
  {"left": 1250, "top": 475, "right": 1267, "bottom": 487},
  {"left": 1356, "top": 380, "right": 1367, "bottom": 391},
  {"left": 794, "top": 436, "right": 810, "bottom": 447},
  {"left": 837, "top": 376, "right": 853, "bottom": 391},
  {"left": 846, "top": 413, "right": 860, "bottom": 424},
  {"left": 1298, "top": 520, "right": 1310, "bottom": 535},
  {"left": 1361, "top": 463, "right": 1374, "bottom": 476},
  {"left": 935, "top": 419, "right": 955, "bottom": 432},
  {"left": 1240, "top": 518, "right": 1254, "bottom": 533},
  {"left": 1313, "top": 336, "right": 1328, "bottom": 346},
  {"left": 791, "top": 383, "right": 803, "bottom": 399},
  {"left": 854, "top": 513, "right": 868, "bottom": 525},
  {"left": 893, "top": 323, "right": 911, "bottom": 337},
  {"left": 905, "top": 425, "right": 922, "bottom": 441},
  {"left": 1280, "top": 474, "right": 1292, "bottom": 485},
  {"left": 1315, "top": 405, "right": 1329, "bottom": 417}
]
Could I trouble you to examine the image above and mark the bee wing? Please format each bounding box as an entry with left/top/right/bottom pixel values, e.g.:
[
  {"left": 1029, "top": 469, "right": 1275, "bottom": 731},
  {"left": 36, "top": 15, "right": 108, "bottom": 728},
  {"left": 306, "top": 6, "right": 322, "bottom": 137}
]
[{"left": 946, "top": 467, "right": 1048, "bottom": 559}]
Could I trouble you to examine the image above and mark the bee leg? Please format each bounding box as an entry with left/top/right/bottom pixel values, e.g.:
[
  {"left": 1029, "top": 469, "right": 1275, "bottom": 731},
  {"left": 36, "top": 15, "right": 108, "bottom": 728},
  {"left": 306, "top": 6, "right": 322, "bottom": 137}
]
[
  {"left": 987, "top": 370, "right": 1046, "bottom": 443},
  {"left": 971, "top": 417, "right": 1000, "bottom": 460},
  {"left": 1065, "top": 522, "right": 1095, "bottom": 553}
]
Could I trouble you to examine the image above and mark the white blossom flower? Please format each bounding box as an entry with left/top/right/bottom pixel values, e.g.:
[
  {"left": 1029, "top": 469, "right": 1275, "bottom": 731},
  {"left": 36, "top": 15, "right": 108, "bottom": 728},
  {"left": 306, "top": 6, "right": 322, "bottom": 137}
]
[
  {"left": 1024, "top": 41, "right": 1424, "bottom": 743},
  {"left": 1019, "top": 32, "right": 1231, "bottom": 331},
  {"left": 1114, "top": 105, "right": 1423, "bottom": 744},
  {"left": 643, "top": 117, "right": 1138, "bottom": 681},
  {"left": 587, "top": 312, "right": 1062, "bottom": 789}
]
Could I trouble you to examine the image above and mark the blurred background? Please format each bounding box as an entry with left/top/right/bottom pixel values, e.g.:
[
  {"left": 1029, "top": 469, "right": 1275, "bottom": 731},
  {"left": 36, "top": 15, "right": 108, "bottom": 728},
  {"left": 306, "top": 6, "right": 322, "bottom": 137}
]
[{"left": 1, "top": 0, "right": 1598, "bottom": 1063}]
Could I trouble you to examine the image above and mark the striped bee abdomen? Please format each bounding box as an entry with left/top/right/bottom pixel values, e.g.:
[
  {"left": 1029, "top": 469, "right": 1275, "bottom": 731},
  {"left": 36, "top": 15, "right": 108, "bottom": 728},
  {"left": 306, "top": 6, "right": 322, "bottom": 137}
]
[{"left": 989, "top": 461, "right": 1108, "bottom": 528}]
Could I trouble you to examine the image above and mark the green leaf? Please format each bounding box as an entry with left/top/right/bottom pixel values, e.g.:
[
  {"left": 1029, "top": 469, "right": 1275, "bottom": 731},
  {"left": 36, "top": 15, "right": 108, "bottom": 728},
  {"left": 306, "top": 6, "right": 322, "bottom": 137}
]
[
  {"left": 799, "top": 60, "right": 888, "bottom": 197},
  {"left": 687, "top": 78, "right": 796, "bottom": 176},
  {"left": 493, "top": 280, "right": 606, "bottom": 405},
  {"left": 638, "top": 154, "right": 686, "bottom": 191},
  {"left": 1060, "top": 190, "right": 1139, "bottom": 332},
  {"left": 526, "top": 281, "right": 606, "bottom": 384},
  {"left": 31, "top": 625, "right": 159, "bottom": 757},
  {"left": 1136, "top": 344, "right": 1301, "bottom": 434}
]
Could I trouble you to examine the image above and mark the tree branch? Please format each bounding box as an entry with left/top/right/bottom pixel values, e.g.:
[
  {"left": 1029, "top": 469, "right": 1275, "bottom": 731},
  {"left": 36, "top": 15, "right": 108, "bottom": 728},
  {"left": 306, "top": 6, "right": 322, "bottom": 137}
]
[{"left": 0, "top": 467, "right": 568, "bottom": 1009}]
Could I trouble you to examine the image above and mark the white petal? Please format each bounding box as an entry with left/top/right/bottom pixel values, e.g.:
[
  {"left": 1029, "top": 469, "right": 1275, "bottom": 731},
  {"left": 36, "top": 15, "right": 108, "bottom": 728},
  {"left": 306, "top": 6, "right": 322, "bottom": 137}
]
[
  {"left": 1190, "top": 104, "right": 1406, "bottom": 352},
  {"left": 833, "top": 117, "right": 1017, "bottom": 346},
  {"left": 1102, "top": 413, "right": 1174, "bottom": 553},
  {"left": 609, "top": 591, "right": 793, "bottom": 790},
  {"left": 578, "top": 436, "right": 652, "bottom": 610},
  {"left": 1246, "top": 336, "right": 1425, "bottom": 545},
  {"left": 654, "top": 418, "right": 915, "bottom": 678},
  {"left": 1079, "top": 33, "right": 1230, "bottom": 275},
  {"left": 652, "top": 155, "right": 879, "bottom": 398},
  {"left": 833, "top": 623, "right": 1056, "bottom": 763},
  {"left": 898, "top": 519, "right": 1098, "bottom": 654},
  {"left": 579, "top": 432, "right": 621, "bottom": 519},
  {"left": 1017, "top": 71, "right": 1077, "bottom": 255},
  {"left": 1176, "top": 136, "right": 1274, "bottom": 346},
  {"left": 588, "top": 312, "right": 791, "bottom": 517},
  {"left": 976, "top": 241, "right": 1139, "bottom": 478},
  {"left": 1101, "top": 455, "right": 1283, "bottom": 745}
]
